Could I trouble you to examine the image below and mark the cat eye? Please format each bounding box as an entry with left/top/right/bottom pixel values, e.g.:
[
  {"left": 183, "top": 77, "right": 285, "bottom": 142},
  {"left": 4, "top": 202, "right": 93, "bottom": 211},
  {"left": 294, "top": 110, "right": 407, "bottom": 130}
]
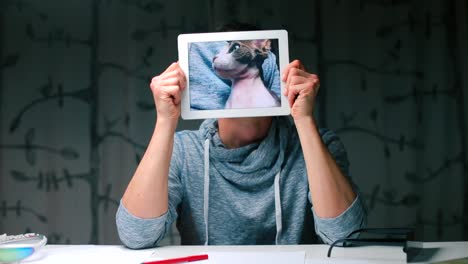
[{"left": 228, "top": 43, "right": 241, "bottom": 53}]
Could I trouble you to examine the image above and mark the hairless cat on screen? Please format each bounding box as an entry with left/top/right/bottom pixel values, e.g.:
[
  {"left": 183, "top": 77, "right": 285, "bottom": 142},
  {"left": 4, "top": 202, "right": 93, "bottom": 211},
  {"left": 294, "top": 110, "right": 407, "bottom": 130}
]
[{"left": 212, "top": 39, "right": 280, "bottom": 109}]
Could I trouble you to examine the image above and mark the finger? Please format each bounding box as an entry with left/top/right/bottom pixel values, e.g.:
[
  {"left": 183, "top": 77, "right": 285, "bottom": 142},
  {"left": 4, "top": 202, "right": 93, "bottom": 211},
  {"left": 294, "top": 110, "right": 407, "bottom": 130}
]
[
  {"left": 161, "top": 68, "right": 180, "bottom": 78},
  {"left": 286, "top": 74, "right": 318, "bottom": 101},
  {"left": 287, "top": 89, "right": 298, "bottom": 108},
  {"left": 286, "top": 68, "right": 300, "bottom": 89},
  {"left": 281, "top": 62, "right": 296, "bottom": 82},
  {"left": 161, "top": 68, "right": 184, "bottom": 83},
  {"left": 288, "top": 75, "right": 309, "bottom": 86},
  {"left": 161, "top": 62, "right": 179, "bottom": 75},
  {"left": 291, "top": 82, "right": 318, "bottom": 102},
  {"left": 305, "top": 75, "right": 320, "bottom": 91},
  {"left": 285, "top": 68, "right": 301, "bottom": 87},
  {"left": 309, "top": 74, "right": 319, "bottom": 86},
  {"left": 290, "top": 59, "right": 305, "bottom": 70},
  {"left": 161, "top": 85, "right": 181, "bottom": 104},
  {"left": 171, "top": 88, "right": 182, "bottom": 105},
  {"left": 159, "top": 85, "right": 180, "bottom": 97},
  {"left": 314, "top": 78, "right": 321, "bottom": 92},
  {"left": 175, "top": 68, "right": 187, "bottom": 91},
  {"left": 288, "top": 68, "right": 313, "bottom": 83},
  {"left": 152, "top": 63, "right": 178, "bottom": 85},
  {"left": 282, "top": 63, "right": 294, "bottom": 82},
  {"left": 283, "top": 60, "right": 306, "bottom": 80},
  {"left": 289, "top": 81, "right": 317, "bottom": 107},
  {"left": 283, "top": 76, "right": 295, "bottom": 96},
  {"left": 159, "top": 77, "right": 181, "bottom": 86},
  {"left": 163, "top": 67, "right": 187, "bottom": 90},
  {"left": 284, "top": 68, "right": 299, "bottom": 96},
  {"left": 287, "top": 85, "right": 300, "bottom": 107}
]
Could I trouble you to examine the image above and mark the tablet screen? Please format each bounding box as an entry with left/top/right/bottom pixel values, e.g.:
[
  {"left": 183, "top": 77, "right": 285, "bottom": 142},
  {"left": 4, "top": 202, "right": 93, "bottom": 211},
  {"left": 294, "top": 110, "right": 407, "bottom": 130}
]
[
  {"left": 188, "top": 39, "right": 281, "bottom": 110},
  {"left": 178, "top": 30, "right": 289, "bottom": 119}
]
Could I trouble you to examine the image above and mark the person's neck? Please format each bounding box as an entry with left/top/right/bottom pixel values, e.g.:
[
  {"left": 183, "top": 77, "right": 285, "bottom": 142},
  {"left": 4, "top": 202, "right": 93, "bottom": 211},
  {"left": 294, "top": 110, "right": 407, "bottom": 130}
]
[{"left": 218, "top": 117, "right": 273, "bottom": 149}]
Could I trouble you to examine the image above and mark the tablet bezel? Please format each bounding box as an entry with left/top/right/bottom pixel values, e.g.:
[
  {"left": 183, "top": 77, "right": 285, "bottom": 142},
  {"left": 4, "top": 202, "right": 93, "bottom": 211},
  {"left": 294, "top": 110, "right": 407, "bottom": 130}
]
[{"left": 178, "top": 30, "right": 290, "bottom": 120}]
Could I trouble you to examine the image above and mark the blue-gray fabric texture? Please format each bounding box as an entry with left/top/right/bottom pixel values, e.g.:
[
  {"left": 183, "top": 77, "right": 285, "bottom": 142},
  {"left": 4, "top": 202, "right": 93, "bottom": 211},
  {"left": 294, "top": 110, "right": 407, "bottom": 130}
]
[
  {"left": 188, "top": 41, "right": 281, "bottom": 110},
  {"left": 116, "top": 117, "right": 367, "bottom": 248}
]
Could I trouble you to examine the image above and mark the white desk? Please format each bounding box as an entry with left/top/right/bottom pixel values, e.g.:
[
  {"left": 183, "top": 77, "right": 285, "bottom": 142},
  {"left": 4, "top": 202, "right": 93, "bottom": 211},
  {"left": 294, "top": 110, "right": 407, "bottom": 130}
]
[{"left": 23, "top": 242, "right": 468, "bottom": 264}]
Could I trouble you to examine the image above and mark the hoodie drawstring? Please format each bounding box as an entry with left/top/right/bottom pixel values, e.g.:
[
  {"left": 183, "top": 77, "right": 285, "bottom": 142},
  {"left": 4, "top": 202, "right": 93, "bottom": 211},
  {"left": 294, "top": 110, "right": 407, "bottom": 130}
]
[
  {"left": 274, "top": 171, "right": 282, "bottom": 245},
  {"left": 203, "top": 138, "right": 283, "bottom": 245},
  {"left": 203, "top": 138, "right": 210, "bottom": 245}
]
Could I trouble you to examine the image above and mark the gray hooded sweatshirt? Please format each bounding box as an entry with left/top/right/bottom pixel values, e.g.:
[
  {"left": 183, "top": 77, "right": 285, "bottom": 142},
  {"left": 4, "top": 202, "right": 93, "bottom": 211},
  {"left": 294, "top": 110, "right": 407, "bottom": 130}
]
[{"left": 116, "top": 117, "right": 367, "bottom": 248}]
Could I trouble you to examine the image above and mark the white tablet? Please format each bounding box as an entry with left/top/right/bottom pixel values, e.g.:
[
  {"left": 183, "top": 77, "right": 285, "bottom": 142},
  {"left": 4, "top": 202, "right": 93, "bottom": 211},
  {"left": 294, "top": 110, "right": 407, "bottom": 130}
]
[{"left": 178, "top": 30, "right": 290, "bottom": 119}]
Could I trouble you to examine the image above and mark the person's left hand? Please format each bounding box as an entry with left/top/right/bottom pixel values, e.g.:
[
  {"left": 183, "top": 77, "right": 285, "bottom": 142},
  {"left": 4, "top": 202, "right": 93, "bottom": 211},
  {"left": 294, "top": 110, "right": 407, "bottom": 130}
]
[{"left": 282, "top": 60, "right": 320, "bottom": 122}]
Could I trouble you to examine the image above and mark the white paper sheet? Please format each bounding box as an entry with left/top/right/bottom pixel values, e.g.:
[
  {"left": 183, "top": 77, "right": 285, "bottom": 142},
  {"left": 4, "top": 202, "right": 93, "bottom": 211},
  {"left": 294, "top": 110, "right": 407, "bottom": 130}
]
[
  {"left": 208, "top": 251, "right": 305, "bottom": 264},
  {"left": 23, "top": 245, "right": 154, "bottom": 264},
  {"left": 305, "top": 258, "right": 383, "bottom": 264}
]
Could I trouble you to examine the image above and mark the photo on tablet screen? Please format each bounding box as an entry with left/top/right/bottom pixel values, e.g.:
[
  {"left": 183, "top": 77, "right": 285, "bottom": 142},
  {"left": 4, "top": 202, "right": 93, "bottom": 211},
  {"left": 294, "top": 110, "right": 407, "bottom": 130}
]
[
  {"left": 188, "top": 39, "right": 281, "bottom": 110},
  {"left": 178, "top": 30, "right": 290, "bottom": 119}
]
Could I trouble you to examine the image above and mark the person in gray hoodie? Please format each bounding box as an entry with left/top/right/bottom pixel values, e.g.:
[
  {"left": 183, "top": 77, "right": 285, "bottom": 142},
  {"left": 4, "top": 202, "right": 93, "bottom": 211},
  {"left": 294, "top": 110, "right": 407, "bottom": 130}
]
[{"left": 116, "top": 31, "right": 367, "bottom": 249}]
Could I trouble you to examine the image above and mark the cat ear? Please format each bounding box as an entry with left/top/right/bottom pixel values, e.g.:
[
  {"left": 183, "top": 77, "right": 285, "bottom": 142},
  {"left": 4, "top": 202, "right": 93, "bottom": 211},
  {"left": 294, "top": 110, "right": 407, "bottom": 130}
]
[
  {"left": 262, "top": 40, "right": 271, "bottom": 51},
  {"left": 253, "top": 39, "right": 271, "bottom": 51},
  {"left": 253, "top": 39, "right": 271, "bottom": 61}
]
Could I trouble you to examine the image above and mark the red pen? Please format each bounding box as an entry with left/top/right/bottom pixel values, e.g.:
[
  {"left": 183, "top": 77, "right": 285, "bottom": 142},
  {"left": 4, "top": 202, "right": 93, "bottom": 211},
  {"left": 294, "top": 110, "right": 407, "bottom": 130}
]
[{"left": 141, "top": 254, "right": 209, "bottom": 264}]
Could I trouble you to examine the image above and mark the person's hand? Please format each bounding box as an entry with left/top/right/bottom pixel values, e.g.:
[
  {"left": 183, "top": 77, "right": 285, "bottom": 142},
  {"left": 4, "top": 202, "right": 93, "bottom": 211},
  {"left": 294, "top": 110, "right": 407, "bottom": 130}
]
[
  {"left": 150, "top": 62, "right": 186, "bottom": 123},
  {"left": 282, "top": 60, "right": 320, "bottom": 122}
]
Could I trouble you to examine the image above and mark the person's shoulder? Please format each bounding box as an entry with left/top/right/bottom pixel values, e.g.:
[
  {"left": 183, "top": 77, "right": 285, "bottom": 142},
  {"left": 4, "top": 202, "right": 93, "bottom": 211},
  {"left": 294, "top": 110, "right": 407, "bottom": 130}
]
[
  {"left": 175, "top": 129, "right": 197, "bottom": 136},
  {"left": 171, "top": 129, "right": 203, "bottom": 160},
  {"left": 174, "top": 129, "right": 199, "bottom": 143},
  {"left": 318, "top": 127, "right": 338, "bottom": 144},
  {"left": 317, "top": 127, "right": 348, "bottom": 157},
  {"left": 174, "top": 121, "right": 211, "bottom": 145}
]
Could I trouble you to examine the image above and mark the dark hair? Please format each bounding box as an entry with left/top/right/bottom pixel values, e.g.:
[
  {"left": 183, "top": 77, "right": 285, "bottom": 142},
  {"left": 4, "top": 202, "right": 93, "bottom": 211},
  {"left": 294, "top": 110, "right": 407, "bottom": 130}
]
[{"left": 216, "top": 21, "right": 260, "bottom": 32}]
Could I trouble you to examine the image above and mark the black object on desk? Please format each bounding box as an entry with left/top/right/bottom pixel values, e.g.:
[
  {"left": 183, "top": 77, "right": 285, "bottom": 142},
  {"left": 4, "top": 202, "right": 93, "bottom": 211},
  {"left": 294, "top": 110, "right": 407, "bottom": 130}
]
[{"left": 327, "top": 227, "right": 415, "bottom": 258}]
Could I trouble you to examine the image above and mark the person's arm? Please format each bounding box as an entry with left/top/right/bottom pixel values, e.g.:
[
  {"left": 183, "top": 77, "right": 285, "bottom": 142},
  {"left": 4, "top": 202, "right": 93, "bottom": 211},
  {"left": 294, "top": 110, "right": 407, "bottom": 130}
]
[
  {"left": 122, "top": 118, "right": 177, "bottom": 218},
  {"left": 116, "top": 62, "right": 186, "bottom": 248},
  {"left": 116, "top": 132, "right": 183, "bottom": 249},
  {"left": 295, "top": 117, "right": 356, "bottom": 216},
  {"left": 308, "top": 128, "right": 367, "bottom": 244},
  {"left": 282, "top": 60, "right": 355, "bottom": 217},
  {"left": 283, "top": 60, "right": 366, "bottom": 242}
]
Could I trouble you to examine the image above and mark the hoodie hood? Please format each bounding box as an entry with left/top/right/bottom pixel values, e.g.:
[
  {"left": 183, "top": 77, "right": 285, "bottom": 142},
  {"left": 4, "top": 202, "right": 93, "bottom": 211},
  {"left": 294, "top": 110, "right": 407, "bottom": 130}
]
[{"left": 200, "top": 117, "right": 291, "bottom": 187}]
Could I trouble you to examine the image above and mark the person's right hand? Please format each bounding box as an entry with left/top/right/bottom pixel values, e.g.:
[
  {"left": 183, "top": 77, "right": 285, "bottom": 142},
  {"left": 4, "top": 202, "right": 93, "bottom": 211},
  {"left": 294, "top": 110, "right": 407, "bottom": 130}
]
[{"left": 150, "top": 62, "right": 187, "bottom": 123}]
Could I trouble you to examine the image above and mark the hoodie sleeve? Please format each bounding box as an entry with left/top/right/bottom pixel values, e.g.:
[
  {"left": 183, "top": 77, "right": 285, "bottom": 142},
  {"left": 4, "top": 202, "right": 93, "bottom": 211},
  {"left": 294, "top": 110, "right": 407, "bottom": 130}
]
[
  {"left": 116, "top": 134, "right": 184, "bottom": 249},
  {"left": 310, "top": 129, "right": 368, "bottom": 244}
]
